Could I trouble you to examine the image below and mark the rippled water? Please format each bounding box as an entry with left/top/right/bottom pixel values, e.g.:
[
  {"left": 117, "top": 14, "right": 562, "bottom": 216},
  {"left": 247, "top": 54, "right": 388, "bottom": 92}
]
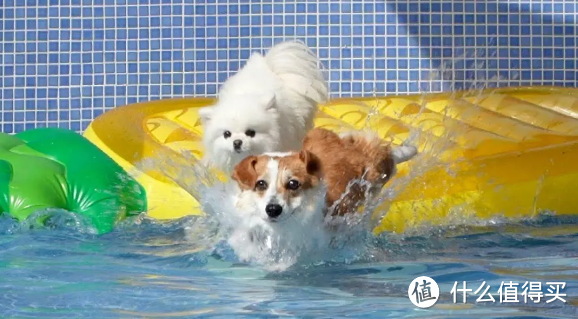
[
  {"left": 1, "top": 211, "right": 577, "bottom": 319},
  {"left": 2, "top": 62, "right": 575, "bottom": 317}
]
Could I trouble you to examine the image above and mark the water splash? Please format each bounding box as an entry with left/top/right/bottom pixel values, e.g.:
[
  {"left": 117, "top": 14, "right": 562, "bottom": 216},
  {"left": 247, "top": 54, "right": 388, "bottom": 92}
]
[
  {"left": 0, "top": 209, "right": 98, "bottom": 235},
  {"left": 119, "top": 49, "right": 523, "bottom": 271}
]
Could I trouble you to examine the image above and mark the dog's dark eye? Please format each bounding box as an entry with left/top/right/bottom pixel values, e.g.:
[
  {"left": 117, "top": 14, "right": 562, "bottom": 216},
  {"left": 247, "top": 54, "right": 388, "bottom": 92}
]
[
  {"left": 245, "top": 129, "right": 256, "bottom": 137},
  {"left": 286, "top": 180, "right": 301, "bottom": 190},
  {"left": 255, "top": 180, "right": 268, "bottom": 191},
  {"left": 223, "top": 131, "right": 231, "bottom": 139}
]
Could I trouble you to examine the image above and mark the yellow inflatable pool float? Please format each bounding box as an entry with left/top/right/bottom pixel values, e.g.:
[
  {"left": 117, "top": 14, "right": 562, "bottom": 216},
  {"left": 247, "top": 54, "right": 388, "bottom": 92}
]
[{"left": 83, "top": 86, "right": 578, "bottom": 234}]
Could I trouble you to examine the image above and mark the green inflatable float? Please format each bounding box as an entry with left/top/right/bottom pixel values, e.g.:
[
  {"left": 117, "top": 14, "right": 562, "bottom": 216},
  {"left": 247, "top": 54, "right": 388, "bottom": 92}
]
[{"left": 0, "top": 128, "right": 147, "bottom": 234}]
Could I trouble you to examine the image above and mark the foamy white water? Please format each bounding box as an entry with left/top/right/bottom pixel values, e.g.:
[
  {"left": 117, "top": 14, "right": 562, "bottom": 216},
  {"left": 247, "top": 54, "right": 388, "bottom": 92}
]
[{"left": 129, "top": 51, "right": 519, "bottom": 271}]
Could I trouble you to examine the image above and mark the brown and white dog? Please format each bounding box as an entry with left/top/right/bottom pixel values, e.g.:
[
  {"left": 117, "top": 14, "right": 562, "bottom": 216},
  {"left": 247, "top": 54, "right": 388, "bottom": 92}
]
[{"left": 231, "top": 127, "right": 417, "bottom": 224}]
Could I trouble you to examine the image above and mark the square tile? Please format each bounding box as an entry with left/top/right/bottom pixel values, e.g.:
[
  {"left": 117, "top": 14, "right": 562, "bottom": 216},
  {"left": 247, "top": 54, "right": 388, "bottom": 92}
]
[{"left": 0, "top": 0, "right": 576, "bottom": 133}]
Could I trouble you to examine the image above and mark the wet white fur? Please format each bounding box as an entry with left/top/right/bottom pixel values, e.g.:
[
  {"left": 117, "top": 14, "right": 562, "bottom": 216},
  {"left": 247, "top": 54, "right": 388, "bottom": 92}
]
[
  {"left": 229, "top": 158, "right": 329, "bottom": 270},
  {"left": 234, "top": 158, "right": 322, "bottom": 224},
  {"left": 228, "top": 137, "right": 418, "bottom": 270},
  {"left": 198, "top": 41, "right": 328, "bottom": 174}
]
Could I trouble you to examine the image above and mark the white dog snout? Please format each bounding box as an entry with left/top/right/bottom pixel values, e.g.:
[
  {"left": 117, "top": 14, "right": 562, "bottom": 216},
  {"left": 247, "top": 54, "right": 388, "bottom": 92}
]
[{"left": 233, "top": 139, "right": 243, "bottom": 151}]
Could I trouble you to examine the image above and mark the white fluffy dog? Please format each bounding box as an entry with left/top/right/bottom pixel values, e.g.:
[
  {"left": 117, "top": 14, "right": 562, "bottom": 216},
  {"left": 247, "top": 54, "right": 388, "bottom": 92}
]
[{"left": 198, "top": 40, "right": 328, "bottom": 174}]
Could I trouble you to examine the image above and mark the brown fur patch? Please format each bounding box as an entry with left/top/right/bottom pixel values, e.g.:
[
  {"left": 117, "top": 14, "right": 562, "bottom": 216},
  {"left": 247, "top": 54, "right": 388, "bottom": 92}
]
[
  {"left": 231, "top": 128, "right": 396, "bottom": 217},
  {"left": 277, "top": 153, "right": 321, "bottom": 193},
  {"left": 302, "top": 128, "right": 395, "bottom": 216},
  {"left": 232, "top": 155, "right": 271, "bottom": 196}
]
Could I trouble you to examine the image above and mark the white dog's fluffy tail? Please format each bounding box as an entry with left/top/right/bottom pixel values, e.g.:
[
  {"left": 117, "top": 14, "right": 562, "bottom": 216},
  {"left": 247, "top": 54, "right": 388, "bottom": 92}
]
[
  {"left": 263, "top": 41, "right": 329, "bottom": 105},
  {"left": 391, "top": 145, "right": 418, "bottom": 164},
  {"left": 217, "top": 40, "right": 328, "bottom": 108}
]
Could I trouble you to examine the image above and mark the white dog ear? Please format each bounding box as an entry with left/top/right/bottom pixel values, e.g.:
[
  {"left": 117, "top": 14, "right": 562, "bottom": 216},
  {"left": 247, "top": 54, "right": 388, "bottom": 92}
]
[
  {"left": 198, "top": 107, "right": 213, "bottom": 124},
  {"left": 247, "top": 52, "right": 266, "bottom": 64},
  {"left": 262, "top": 93, "right": 276, "bottom": 111}
]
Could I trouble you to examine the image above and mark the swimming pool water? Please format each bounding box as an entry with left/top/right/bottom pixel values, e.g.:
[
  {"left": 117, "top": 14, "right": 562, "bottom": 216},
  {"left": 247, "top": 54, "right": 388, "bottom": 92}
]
[{"left": 1, "top": 212, "right": 577, "bottom": 319}]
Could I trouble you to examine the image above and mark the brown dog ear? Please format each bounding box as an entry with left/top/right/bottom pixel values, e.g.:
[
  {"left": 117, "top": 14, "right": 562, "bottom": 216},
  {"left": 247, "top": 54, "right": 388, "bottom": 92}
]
[
  {"left": 232, "top": 155, "right": 259, "bottom": 189},
  {"left": 299, "top": 150, "right": 322, "bottom": 177}
]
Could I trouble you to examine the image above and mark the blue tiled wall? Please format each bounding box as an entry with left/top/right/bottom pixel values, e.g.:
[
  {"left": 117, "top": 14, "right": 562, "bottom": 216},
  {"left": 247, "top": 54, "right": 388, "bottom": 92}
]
[{"left": 1, "top": 0, "right": 577, "bottom": 133}]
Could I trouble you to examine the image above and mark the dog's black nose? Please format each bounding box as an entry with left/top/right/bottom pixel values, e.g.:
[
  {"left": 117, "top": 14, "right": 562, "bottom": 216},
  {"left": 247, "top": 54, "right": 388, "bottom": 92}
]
[
  {"left": 233, "top": 140, "right": 242, "bottom": 150},
  {"left": 265, "top": 204, "right": 283, "bottom": 218}
]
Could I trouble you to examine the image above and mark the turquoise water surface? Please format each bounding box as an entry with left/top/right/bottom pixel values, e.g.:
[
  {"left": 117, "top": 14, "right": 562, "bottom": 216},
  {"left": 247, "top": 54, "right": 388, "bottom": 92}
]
[{"left": 1, "top": 211, "right": 577, "bottom": 319}]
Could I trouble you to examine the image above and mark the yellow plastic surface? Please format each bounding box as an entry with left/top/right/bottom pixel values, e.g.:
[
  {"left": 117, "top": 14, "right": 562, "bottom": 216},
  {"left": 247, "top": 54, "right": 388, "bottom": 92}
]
[{"left": 83, "top": 86, "right": 578, "bottom": 234}]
